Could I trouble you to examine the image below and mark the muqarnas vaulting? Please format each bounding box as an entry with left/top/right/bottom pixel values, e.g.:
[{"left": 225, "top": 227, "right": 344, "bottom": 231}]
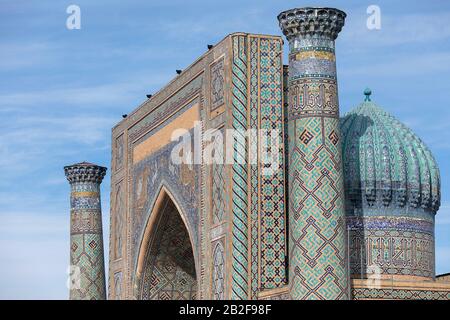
[{"left": 65, "top": 7, "right": 450, "bottom": 300}]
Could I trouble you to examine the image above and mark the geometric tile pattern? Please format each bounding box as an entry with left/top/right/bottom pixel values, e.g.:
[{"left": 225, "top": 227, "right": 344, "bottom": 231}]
[
  {"left": 278, "top": 8, "right": 349, "bottom": 300},
  {"left": 212, "top": 128, "right": 225, "bottom": 225},
  {"left": 249, "top": 37, "right": 260, "bottom": 300},
  {"left": 210, "top": 58, "right": 225, "bottom": 111},
  {"left": 113, "top": 184, "right": 124, "bottom": 259},
  {"left": 140, "top": 200, "right": 197, "bottom": 300},
  {"left": 231, "top": 35, "right": 249, "bottom": 300},
  {"left": 115, "top": 134, "right": 124, "bottom": 171},
  {"left": 113, "top": 272, "right": 123, "bottom": 300},
  {"left": 258, "top": 37, "right": 286, "bottom": 290},
  {"left": 231, "top": 35, "right": 287, "bottom": 299},
  {"left": 64, "top": 162, "right": 107, "bottom": 300},
  {"left": 352, "top": 288, "right": 450, "bottom": 300},
  {"left": 212, "top": 241, "right": 225, "bottom": 300}
]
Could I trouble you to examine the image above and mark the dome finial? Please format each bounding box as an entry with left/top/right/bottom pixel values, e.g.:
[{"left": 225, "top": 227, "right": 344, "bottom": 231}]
[{"left": 364, "top": 88, "right": 372, "bottom": 101}]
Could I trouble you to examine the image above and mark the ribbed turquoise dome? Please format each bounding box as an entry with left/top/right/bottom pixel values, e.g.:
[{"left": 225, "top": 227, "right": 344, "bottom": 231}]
[{"left": 340, "top": 90, "right": 441, "bottom": 216}]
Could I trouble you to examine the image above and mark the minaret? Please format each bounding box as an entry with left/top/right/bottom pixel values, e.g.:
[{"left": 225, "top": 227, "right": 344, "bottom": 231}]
[
  {"left": 64, "top": 162, "right": 107, "bottom": 300},
  {"left": 278, "top": 8, "right": 349, "bottom": 299}
]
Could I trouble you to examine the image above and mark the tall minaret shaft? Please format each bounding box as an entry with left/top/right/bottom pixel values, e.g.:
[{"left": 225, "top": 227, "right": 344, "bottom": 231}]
[
  {"left": 278, "top": 8, "right": 349, "bottom": 299},
  {"left": 64, "top": 162, "right": 107, "bottom": 300}
]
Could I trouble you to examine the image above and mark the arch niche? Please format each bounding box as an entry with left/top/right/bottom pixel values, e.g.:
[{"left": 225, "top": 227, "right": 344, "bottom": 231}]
[{"left": 136, "top": 187, "right": 198, "bottom": 300}]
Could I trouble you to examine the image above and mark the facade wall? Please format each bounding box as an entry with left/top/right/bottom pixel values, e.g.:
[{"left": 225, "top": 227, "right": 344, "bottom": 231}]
[{"left": 109, "top": 33, "right": 287, "bottom": 300}]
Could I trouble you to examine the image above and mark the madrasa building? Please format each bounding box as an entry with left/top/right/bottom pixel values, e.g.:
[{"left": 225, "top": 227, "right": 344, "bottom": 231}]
[{"left": 64, "top": 7, "right": 450, "bottom": 300}]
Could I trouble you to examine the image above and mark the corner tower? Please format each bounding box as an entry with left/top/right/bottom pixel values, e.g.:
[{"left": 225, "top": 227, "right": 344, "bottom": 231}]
[
  {"left": 64, "top": 162, "right": 107, "bottom": 300},
  {"left": 278, "top": 7, "right": 349, "bottom": 299}
]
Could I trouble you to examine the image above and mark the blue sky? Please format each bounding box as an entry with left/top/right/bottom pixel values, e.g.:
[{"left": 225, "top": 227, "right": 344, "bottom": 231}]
[{"left": 1, "top": 0, "right": 450, "bottom": 299}]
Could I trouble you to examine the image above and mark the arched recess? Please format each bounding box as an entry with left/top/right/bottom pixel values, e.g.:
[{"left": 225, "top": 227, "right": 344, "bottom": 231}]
[{"left": 135, "top": 186, "right": 198, "bottom": 300}]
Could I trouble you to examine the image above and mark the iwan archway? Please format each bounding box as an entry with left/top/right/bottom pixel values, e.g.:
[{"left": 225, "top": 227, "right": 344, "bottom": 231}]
[{"left": 136, "top": 188, "right": 198, "bottom": 300}]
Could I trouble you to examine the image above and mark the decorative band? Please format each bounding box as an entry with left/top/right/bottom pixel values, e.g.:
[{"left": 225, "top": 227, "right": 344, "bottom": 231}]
[
  {"left": 71, "top": 191, "right": 99, "bottom": 197},
  {"left": 70, "top": 210, "right": 103, "bottom": 234},
  {"left": 292, "top": 51, "right": 335, "bottom": 61},
  {"left": 346, "top": 216, "right": 434, "bottom": 234},
  {"left": 71, "top": 197, "right": 101, "bottom": 210}
]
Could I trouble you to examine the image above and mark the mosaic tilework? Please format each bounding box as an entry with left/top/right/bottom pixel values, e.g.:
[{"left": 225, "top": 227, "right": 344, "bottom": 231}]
[
  {"left": 212, "top": 128, "right": 225, "bottom": 225},
  {"left": 290, "top": 50, "right": 336, "bottom": 80},
  {"left": 212, "top": 240, "right": 225, "bottom": 300},
  {"left": 115, "top": 134, "right": 124, "bottom": 171},
  {"left": 258, "top": 37, "right": 286, "bottom": 290},
  {"left": 114, "top": 272, "right": 123, "bottom": 300},
  {"left": 65, "top": 163, "right": 107, "bottom": 300},
  {"left": 249, "top": 37, "right": 260, "bottom": 300},
  {"left": 230, "top": 35, "right": 287, "bottom": 299},
  {"left": 288, "top": 78, "right": 338, "bottom": 119},
  {"left": 282, "top": 66, "right": 290, "bottom": 287},
  {"left": 259, "top": 289, "right": 291, "bottom": 300},
  {"left": 129, "top": 75, "right": 203, "bottom": 142},
  {"left": 210, "top": 58, "right": 225, "bottom": 111},
  {"left": 278, "top": 8, "right": 349, "bottom": 300},
  {"left": 140, "top": 200, "right": 197, "bottom": 300},
  {"left": 132, "top": 134, "right": 200, "bottom": 258},
  {"left": 113, "top": 184, "right": 125, "bottom": 259},
  {"left": 231, "top": 35, "right": 249, "bottom": 300},
  {"left": 348, "top": 216, "right": 435, "bottom": 279}
]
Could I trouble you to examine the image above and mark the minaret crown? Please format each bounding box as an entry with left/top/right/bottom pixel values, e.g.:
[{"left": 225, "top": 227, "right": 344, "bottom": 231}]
[
  {"left": 277, "top": 7, "right": 346, "bottom": 41},
  {"left": 64, "top": 162, "right": 107, "bottom": 184}
]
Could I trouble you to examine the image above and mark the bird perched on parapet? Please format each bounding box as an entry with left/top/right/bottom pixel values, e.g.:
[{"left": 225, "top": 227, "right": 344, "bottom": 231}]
[
  {"left": 146, "top": 94, "right": 152, "bottom": 99},
  {"left": 176, "top": 69, "right": 182, "bottom": 74},
  {"left": 207, "top": 44, "right": 213, "bottom": 50},
  {"left": 122, "top": 114, "right": 127, "bottom": 119}
]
